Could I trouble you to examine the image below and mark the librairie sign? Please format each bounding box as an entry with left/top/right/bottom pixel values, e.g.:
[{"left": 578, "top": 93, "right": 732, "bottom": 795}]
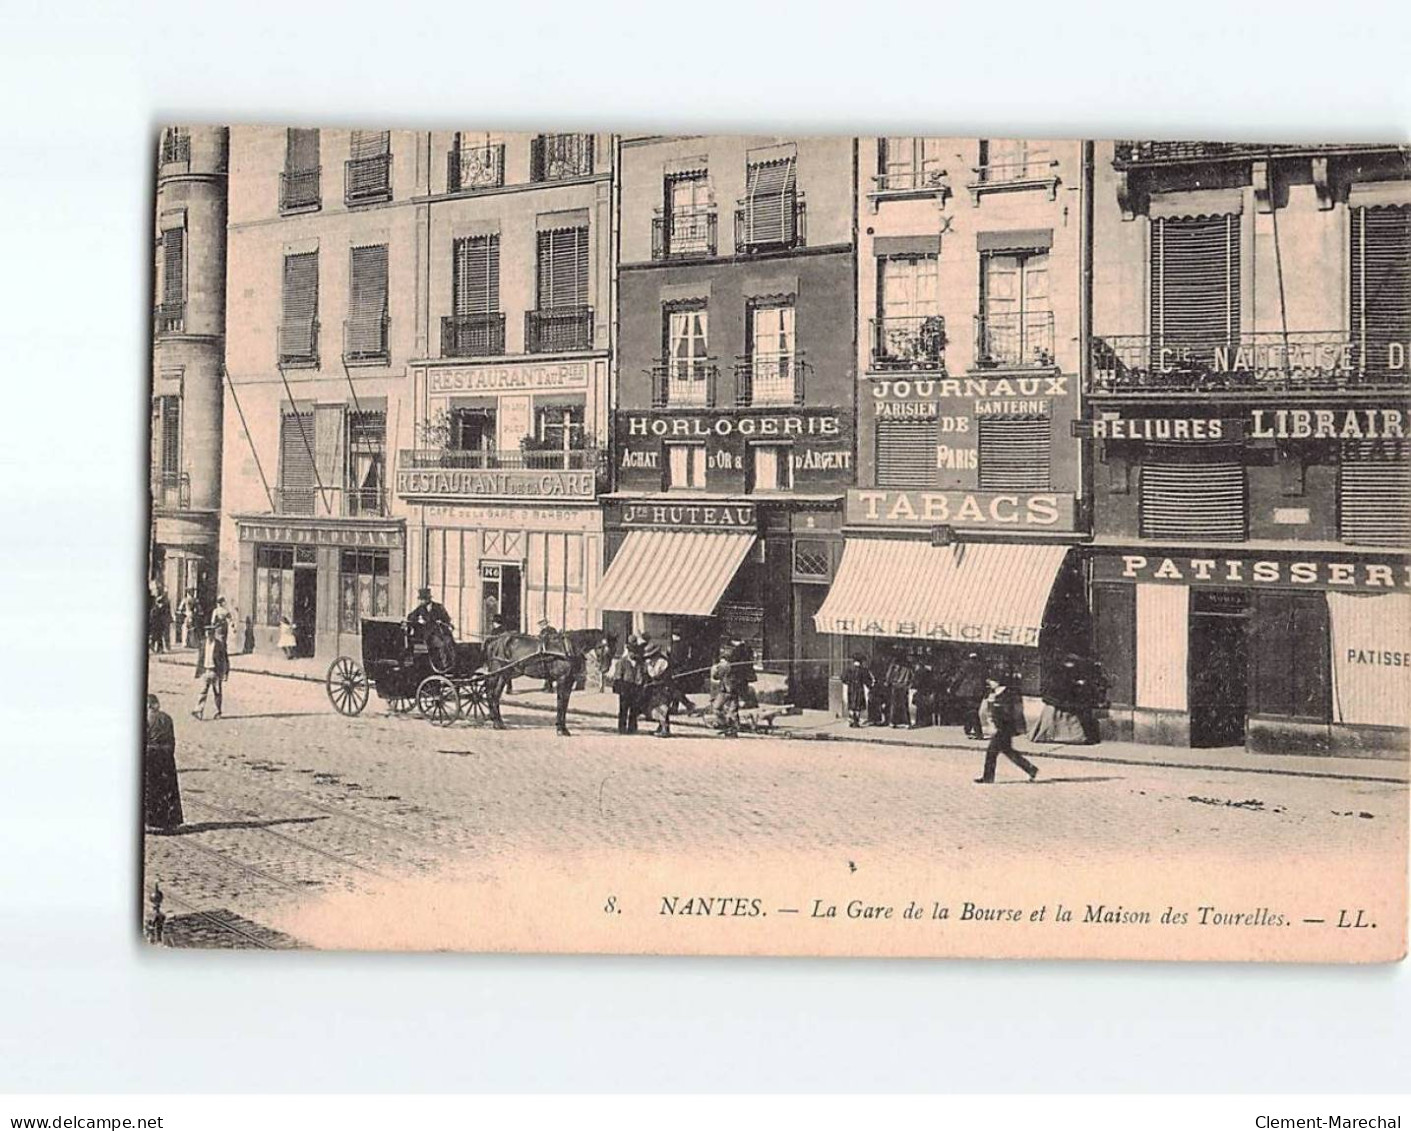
[
  {"left": 426, "top": 360, "right": 591, "bottom": 395},
  {"left": 1073, "top": 409, "right": 1408, "bottom": 441},
  {"left": 1097, "top": 551, "right": 1411, "bottom": 592},
  {"left": 846, "top": 489, "right": 1076, "bottom": 529},
  {"left": 395, "top": 468, "right": 596, "bottom": 500},
  {"left": 620, "top": 501, "right": 756, "bottom": 529}
]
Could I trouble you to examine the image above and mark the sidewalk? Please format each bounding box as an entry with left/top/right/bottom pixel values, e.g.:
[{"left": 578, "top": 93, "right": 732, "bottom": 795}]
[{"left": 151, "top": 649, "right": 1410, "bottom": 784}]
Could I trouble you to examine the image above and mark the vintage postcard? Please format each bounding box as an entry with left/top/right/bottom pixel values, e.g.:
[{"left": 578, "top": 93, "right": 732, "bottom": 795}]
[{"left": 142, "top": 128, "right": 1409, "bottom": 960}]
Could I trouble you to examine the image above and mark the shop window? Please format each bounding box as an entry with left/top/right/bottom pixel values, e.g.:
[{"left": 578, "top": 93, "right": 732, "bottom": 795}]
[
  {"left": 876, "top": 417, "right": 939, "bottom": 488},
  {"left": 792, "top": 539, "right": 831, "bottom": 583},
  {"left": 255, "top": 545, "right": 295, "bottom": 627},
  {"left": 748, "top": 444, "right": 792, "bottom": 493},
  {"left": 339, "top": 549, "right": 391, "bottom": 633},
  {"left": 1250, "top": 591, "right": 1330, "bottom": 722},
  {"left": 1339, "top": 440, "right": 1410, "bottom": 548},
  {"left": 977, "top": 415, "right": 1051, "bottom": 489},
  {"left": 1140, "top": 458, "right": 1246, "bottom": 541},
  {"left": 665, "top": 443, "right": 706, "bottom": 490}
]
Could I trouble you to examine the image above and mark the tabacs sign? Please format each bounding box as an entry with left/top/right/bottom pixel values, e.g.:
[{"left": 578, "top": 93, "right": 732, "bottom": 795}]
[{"left": 847, "top": 489, "right": 1076, "bottom": 529}]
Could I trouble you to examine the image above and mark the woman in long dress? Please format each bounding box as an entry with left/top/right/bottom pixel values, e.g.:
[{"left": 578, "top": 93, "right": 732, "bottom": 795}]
[{"left": 144, "top": 694, "right": 183, "bottom": 832}]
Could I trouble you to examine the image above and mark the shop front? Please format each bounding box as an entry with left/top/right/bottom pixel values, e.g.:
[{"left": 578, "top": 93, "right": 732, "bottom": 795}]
[
  {"left": 231, "top": 516, "right": 407, "bottom": 660},
  {"left": 1091, "top": 548, "right": 1411, "bottom": 759}
]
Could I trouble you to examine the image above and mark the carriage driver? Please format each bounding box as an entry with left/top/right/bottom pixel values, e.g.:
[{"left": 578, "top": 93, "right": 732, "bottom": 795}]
[{"left": 406, "top": 587, "right": 452, "bottom": 653}]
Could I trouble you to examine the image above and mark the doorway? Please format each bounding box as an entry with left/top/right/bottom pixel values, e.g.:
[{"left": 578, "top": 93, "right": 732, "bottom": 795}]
[
  {"left": 292, "top": 567, "right": 318, "bottom": 658},
  {"left": 793, "top": 584, "right": 829, "bottom": 710},
  {"left": 1188, "top": 588, "right": 1249, "bottom": 748},
  {"left": 480, "top": 563, "right": 523, "bottom": 634}
]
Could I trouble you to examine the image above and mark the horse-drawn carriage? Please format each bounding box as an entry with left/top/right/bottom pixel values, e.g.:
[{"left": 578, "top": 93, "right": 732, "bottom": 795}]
[{"left": 325, "top": 618, "right": 483, "bottom": 719}]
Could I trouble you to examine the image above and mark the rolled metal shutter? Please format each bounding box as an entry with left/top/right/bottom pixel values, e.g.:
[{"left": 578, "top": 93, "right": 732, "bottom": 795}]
[
  {"left": 536, "top": 227, "right": 588, "bottom": 309},
  {"left": 745, "top": 157, "right": 797, "bottom": 246},
  {"left": 347, "top": 244, "right": 387, "bottom": 355},
  {"left": 281, "top": 251, "right": 319, "bottom": 357},
  {"left": 1339, "top": 441, "right": 1411, "bottom": 547},
  {"left": 279, "top": 411, "right": 316, "bottom": 514},
  {"left": 875, "top": 418, "right": 937, "bottom": 488},
  {"left": 1140, "top": 460, "right": 1246, "bottom": 541},
  {"left": 978, "top": 416, "right": 1051, "bottom": 489},
  {"left": 453, "top": 234, "right": 499, "bottom": 315}
]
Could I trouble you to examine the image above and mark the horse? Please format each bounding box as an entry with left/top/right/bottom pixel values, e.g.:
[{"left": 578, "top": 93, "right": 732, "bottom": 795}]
[{"left": 481, "top": 628, "right": 608, "bottom": 736}]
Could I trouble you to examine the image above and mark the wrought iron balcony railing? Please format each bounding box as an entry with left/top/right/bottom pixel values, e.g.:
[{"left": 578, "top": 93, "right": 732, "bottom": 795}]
[
  {"left": 345, "top": 153, "right": 392, "bottom": 204},
  {"left": 972, "top": 157, "right": 1057, "bottom": 185},
  {"left": 151, "top": 471, "right": 190, "bottom": 510},
  {"left": 447, "top": 142, "right": 505, "bottom": 192},
  {"left": 973, "top": 311, "right": 1056, "bottom": 369},
  {"left": 530, "top": 133, "right": 594, "bottom": 181},
  {"left": 154, "top": 301, "right": 185, "bottom": 336},
  {"left": 873, "top": 167, "right": 948, "bottom": 194},
  {"left": 278, "top": 319, "right": 320, "bottom": 366},
  {"left": 343, "top": 316, "right": 390, "bottom": 364},
  {"left": 273, "top": 485, "right": 388, "bottom": 518},
  {"left": 734, "top": 352, "right": 807, "bottom": 407},
  {"left": 280, "top": 166, "right": 321, "bottom": 212},
  {"left": 159, "top": 130, "right": 190, "bottom": 168},
  {"left": 734, "top": 192, "right": 806, "bottom": 253},
  {"left": 441, "top": 312, "right": 507, "bottom": 358},
  {"left": 398, "top": 448, "right": 605, "bottom": 472},
  {"left": 871, "top": 315, "right": 947, "bottom": 371},
  {"left": 525, "top": 306, "right": 593, "bottom": 354},
  {"left": 1112, "top": 141, "right": 1406, "bottom": 168},
  {"left": 650, "top": 358, "right": 719, "bottom": 408},
  {"left": 652, "top": 206, "right": 718, "bottom": 259},
  {"left": 1088, "top": 330, "right": 1410, "bottom": 395}
]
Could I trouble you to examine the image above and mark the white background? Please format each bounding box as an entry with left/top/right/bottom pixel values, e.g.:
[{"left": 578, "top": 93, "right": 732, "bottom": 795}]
[{"left": 0, "top": 0, "right": 1408, "bottom": 1094}]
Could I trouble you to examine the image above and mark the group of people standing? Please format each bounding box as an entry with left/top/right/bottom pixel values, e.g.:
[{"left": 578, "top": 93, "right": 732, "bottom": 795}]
[
  {"left": 604, "top": 633, "right": 757, "bottom": 740},
  {"left": 148, "top": 583, "right": 255, "bottom": 656}
]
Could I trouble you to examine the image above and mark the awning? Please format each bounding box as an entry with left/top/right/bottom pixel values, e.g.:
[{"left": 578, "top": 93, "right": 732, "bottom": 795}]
[
  {"left": 814, "top": 539, "right": 1070, "bottom": 647},
  {"left": 597, "top": 530, "right": 756, "bottom": 616}
]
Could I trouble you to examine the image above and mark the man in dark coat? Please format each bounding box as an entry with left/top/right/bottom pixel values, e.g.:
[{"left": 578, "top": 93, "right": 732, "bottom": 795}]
[
  {"left": 611, "top": 635, "right": 645, "bottom": 734},
  {"left": 912, "top": 659, "right": 937, "bottom": 729},
  {"left": 885, "top": 652, "right": 914, "bottom": 728},
  {"left": 976, "top": 674, "right": 1039, "bottom": 784},
  {"left": 193, "top": 623, "right": 230, "bottom": 720},
  {"left": 867, "top": 652, "right": 890, "bottom": 725},
  {"left": 840, "top": 654, "right": 874, "bottom": 728},
  {"left": 950, "top": 651, "right": 988, "bottom": 739},
  {"left": 144, "top": 694, "right": 183, "bottom": 832}
]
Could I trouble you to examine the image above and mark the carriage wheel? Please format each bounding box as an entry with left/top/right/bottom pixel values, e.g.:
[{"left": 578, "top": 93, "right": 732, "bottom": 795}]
[
  {"left": 459, "top": 678, "right": 490, "bottom": 723},
  {"left": 326, "top": 656, "right": 370, "bottom": 717},
  {"left": 417, "top": 675, "right": 461, "bottom": 727},
  {"left": 386, "top": 695, "right": 415, "bottom": 715}
]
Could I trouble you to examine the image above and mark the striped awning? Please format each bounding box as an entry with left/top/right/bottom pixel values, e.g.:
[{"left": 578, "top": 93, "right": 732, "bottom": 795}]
[
  {"left": 814, "top": 539, "right": 1070, "bottom": 647},
  {"left": 597, "top": 530, "right": 756, "bottom": 616}
]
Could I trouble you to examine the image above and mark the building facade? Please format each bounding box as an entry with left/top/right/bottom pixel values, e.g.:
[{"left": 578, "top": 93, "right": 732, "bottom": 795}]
[
  {"left": 605, "top": 136, "right": 857, "bottom": 707},
  {"left": 814, "top": 138, "right": 1092, "bottom": 709},
  {"left": 151, "top": 126, "right": 228, "bottom": 608},
  {"left": 1086, "top": 140, "right": 1411, "bottom": 757}
]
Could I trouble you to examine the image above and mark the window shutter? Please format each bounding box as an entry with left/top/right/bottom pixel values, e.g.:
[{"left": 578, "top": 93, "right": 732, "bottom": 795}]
[
  {"left": 454, "top": 234, "right": 499, "bottom": 315},
  {"left": 349, "top": 129, "right": 389, "bottom": 160},
  {"left": 160, "top": 396, "right": 181, "bottom": 478},
  {"left": 281, "top": 251, "right": 319, "bottom": 357},
  {"left": 280, "top": 411, "right": 317, "bottom": 512},
  {"left": 1151, "top": 215, "right": 1240, "bottom": 365},
  {"left": 1351, "top": 205, "right": 1411, "bottom": 380},
  {"left": 286, "top": 128, "right": 319, "bottom": 172},
  {"left": 1140, "top": 460, "right": 1246, "bottom": 541},
  {"left": 977, "top": 416, "right": 1051, "bottom": 489},
  {"left": 875, "top": 418, "right": 938, "bottom": 488},
  {"left": 537, "top": 227, "right": 588, "bottom": 309},
  {"left": 161, "top": 229, "right": 184, "bottom": 308},
  {"left": 1339, "top": 440, "right": 1411, "bottom": 547},
  {"left": 347, "top": 244, "right": 388, "bottom": 355},
  {"left": 745, "top": 157, "right": 797, "bottom": 245}
]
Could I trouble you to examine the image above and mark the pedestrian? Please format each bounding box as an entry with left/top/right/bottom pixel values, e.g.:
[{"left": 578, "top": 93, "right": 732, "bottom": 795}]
[
  {"left": 710, "top": 644, "right": 741, "bottom": 736},
  {"left": 209, "top": 595, "right": 233, "bottom": 645},
  {"left": 949, "top": 651, "right": 988, "bottom": 739},
  {"left": 610, "top": 635, "right": 644, "bottom": 734},
  {"left": 178, "top": 588, "right": 203, "bottom": 649},
  {"left": 885, "top": 651, "right": 913, "bottom": 728},
  {"left": 586, "top": 635, "right": 613, "bottom": 694},
  {"left": 867, "top": 652, "right": 889, "bottom": 725},
  {"left": 975, "top": 673, "right": 1039, "bottom": 784},
  {"left": 172, "top": 592, "right": 186, "bottom": 648},
  {"left": 912, "top": 659, "right": 937, "bottom": 729},
  {"left": 277, "top": 615, "right": 298, "bottom": 659},
  {"left": 144, "top": 693, "right": 183, "bottom": 833},
  {"left": 840, "top": 654, "right": 874, "bottom": 728},
  {"left": 641, "top": 634, "right": 674, "bottom": 737},
  {"left": 149, "top": 585, "right": 170, "bottom": 653},
  {"left": 193, "top": 622, "right": 229, "bottom": 720},
  {"left": 241, "top": 614, "right": 256, "bottom": 655},
  {"left": 537, "top": 617, "right": 560, "bottom": 692}
]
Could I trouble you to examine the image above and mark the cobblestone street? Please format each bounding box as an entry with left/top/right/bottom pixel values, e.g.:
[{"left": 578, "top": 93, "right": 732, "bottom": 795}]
[{"left": 143, "top": 659, "right": 1408, "bottom": 956}]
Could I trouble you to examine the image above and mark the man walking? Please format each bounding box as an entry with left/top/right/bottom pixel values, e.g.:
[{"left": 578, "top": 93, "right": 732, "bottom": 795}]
[
  {"left": 950, "top": 651, "right": 988, "bottom": 739},
  {"left": 841, "top": 654, "right": 874, "bottom": 728},
  {"left": 975, "top": 673, "right": 1039, "bottom": 784},
  {"left": 193, "top": 623, "right": 229, "bottom": 720}
]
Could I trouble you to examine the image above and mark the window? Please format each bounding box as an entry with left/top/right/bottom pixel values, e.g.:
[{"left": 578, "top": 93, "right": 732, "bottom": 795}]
[
  {"left": 345, "top": 130, "right": 392, "bottom": 204},
  {"left": 1140, "top": 459, "right": 1246, "bottom": 541},
  {"left": 878, "top": 138, "right": 944, "bottom": 192},
  {"left": 536, "top": 226, "right": 589, "bottom": 310},
  {"left": 532, "top": 134, "right": 594, "bottom": 181},
  {"left": 152, "top": 396, "right": 182, "bottom": 505},
  {"left": 1339, "top": 440, "right": 1410, "bottom": 548},
  {"left": 665, "top": 444, "right": 706, "bottom": 490},
  {"left": 748, "top": 445, "right": 792, "bottom": 493},
  {"left": 279, "top": 409, "right": 317, "bottom": 514},
  {"left": 979, "top": 251, "right": 1052, "bottom": 366},
  {"left": 746, "top": 301, "right": 797, "bottom": 406},
  {"left": 450, "top": 132, "right": 504, "bottom": 191},
  {"left": 281, "top": 128, "right": 321, "bottom": 211},
  {"left": 665, "top": 172, "right": 713, "bottom": 256},
  {"left": 339, "top": 549, "right": 391, "bottom": 632},
  {"left": 452, "top": 408, "right": 495, "bottom": 455},
  {"left": 875, "top": 255, "right": 942, "bottom": 367},
  {"left": 445, "top": 234, "right": 503, "bottom": 356},
  {"left": 977, "top": 416, "right": 1051, "bottom": 489},
  {"left": 345, "top": 244, "right": 388, "bottom": 362},
  {"left": 741, "top": 153, "right": 800, "bottom": 249},
  {"left": 1150, "top": 214, "right": 1241, "bottom": 370},
  {"left": 534, "top": 402, "right": 586, "bottom": 456},
  {"left": 157, "top": 226, "right": 185, "bottom": 332},
  {"left": 1351, "top": 205, "right": 1411, "bottom": 381},
  {"left": 280, "top": 251, "right": 319, "bottom": 365},
  {"left": 256, "top": 545, "right": 295, "bottom": 626},
  {"left": 346, "top": 410, "right": 386, "bottom": 516},
  {"left": 160, "top": 127, "right": 189, "bottom": 166},
  {"left": 876, "top": 418, "right": 940, "bottom": 488},
  {"left": 664, "top": 305, "right": 710, "bottom": 406},
  {"left": 979, "top": 139, "right": 1051, "bottom": 183},
  {"left": 793, "top": 539, "right": 831, "bottom": 582}
]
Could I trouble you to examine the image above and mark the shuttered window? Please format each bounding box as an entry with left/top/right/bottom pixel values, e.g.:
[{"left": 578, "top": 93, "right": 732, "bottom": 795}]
[
  {"left": 347, "top": 411, "right": 386, "bottom": 516},
  {"left": 349, "top": 130, "right": 389, "bottom": 160},
  {"left": 346, "top": 244, "right": 388, "bottom": 359},
  {"left": 280, "top": 251, "right": 319, "bottom": 362},
  {"left": 536, "top": 226, "right": 589, "bottom": 310},
  {"left": 161, "top": 228, "right": 184, "bottom": 309},
  {"left": 286, "top": 128, "right": 319, "bottom": 172},
  {"left": 279, "top": 410, "right": 317, "bottom": 514},
  {"left": 1351, "top": 205, "right": 1411, "bottom": 380},
  {"left": 1151, "top": 215, "right": 1240, "bottom": 366},
  {"left": 1339, "top": 440, "right": 1411, "bottom": 548},
  {"left": 159, "top": 396, "right": 180, "bottom": 478},
  {"left": 1140, "top": 460, "right": 1246, "bottom": 541},
  {"left": 453, "top": 234, "right": 499, "bottom": 315},
  {"left": 744, "top": 156, "right": 798, "bottom": 246},
  {"left": 875, "top": 418, "right": 938, "bottom": 488},
  {"left": 977, "top": 416, "right": 1051, "bottom": 489}
]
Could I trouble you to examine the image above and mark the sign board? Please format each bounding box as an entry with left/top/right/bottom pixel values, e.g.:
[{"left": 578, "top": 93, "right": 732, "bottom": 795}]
[
  {"left": 238, "top": 522, "right": 405, "bottom": 549},
  {"left": 426, "top": 360, "right": 591, "bottom": 395},
  {"left": 423, "top": 504, "right": 601, "bottom": 531},
  {"left": 395, "top": 468, "right": 596, "bottom": 501},
  {"left": 1095, "top": 551, "right": 1411, "bottom": 593},
  {"left": 846, "top": 489, "right": 1076, "bottom": 530},
  {"left": 619, "top": 501, "right": 757, "bottom": 530}
]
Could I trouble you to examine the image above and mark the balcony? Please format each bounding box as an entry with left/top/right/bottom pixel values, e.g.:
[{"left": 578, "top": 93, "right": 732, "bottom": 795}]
[
  {"left": 973, "top": 311, "right": 1056, "bottom": 370},
  {"left": 154, "top": 301, "right": 185, "bottom": 336},
  {"left": 400, "top": 448, "right": 603, "bottom": 472},
  {"left": 278, "top": 320, "right": 319, "bottom": 367},
  {"left": 441, "top": 313, "right": 507, "bottom": 358},
  {"left": 1088, "top": 330, "right": 1409, "bottom": 396},
  {"left": 967, "top": 157, "right": 1060, "bottom": 204},
  {"left": 447, "top": 142, "right": 505, "bottom": 193},
  {"left": 530, "top": 134, "right": 594, "bottom": 181},
  {"left": 735, "top": 193, "right": 806, "bottom": 253},
  {"left": 734, "top": 352, "right": 808, "bottom": 407},
  {"left": 871, "top": 315, "right": 947, "bottom": 371},
  {"left": 525, "top": 306, "right": 593, "bottom": 354},
  {"left": 344, "top": 316, "right": 390, "bottom": 365},
  {"left": 650, "top": 358, "right": 719, "bottom": 408},
  {"left": 652, "top": 206, "right": 718, "bottom": 260},
  {"left": 1112, "top": 140, "right": 1405, "bottom": 168},
  {"left": 280, "top": 166, "right": 321, "bottom": 213},
  {"left": 345, "top": 153, "right": 392, "bottom": 205},
  {"left": 273, "top": 485, "right": 388, "bottom": 518},
  {"left": 873, "top": 167, "right": 948, "bottom": 196},
  {"left": 151, "top": 471, "right": 190, "bottom": 510},
  {"left": 395, "top": 448, "right": 605, "bottom": 501}
]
